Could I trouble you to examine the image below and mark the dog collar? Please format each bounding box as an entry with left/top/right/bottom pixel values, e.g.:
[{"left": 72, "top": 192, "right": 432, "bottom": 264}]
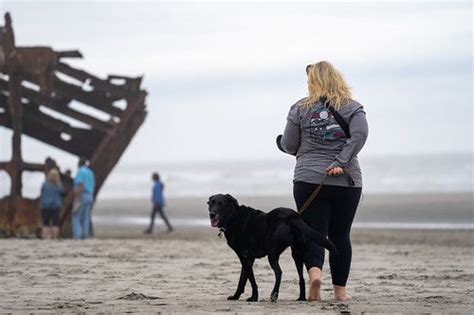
[{"left": 218, "top": 227, "right": 226, "bottom": 238}]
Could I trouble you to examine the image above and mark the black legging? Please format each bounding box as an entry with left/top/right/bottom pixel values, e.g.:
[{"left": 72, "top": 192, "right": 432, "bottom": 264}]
[{"left": 293, "top": 182, "right": 361, "bottom": 286}]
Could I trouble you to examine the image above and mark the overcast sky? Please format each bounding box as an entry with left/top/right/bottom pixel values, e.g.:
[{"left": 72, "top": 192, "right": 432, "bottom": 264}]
[{"left": 0, "top": 1, "right": 472, "bottom": 170}]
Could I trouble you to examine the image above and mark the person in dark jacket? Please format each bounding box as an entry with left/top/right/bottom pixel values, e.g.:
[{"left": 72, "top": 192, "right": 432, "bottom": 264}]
[
  {"left": 40, "top": 169, "right": 64, "bottom": 239},
  {"left": 145, "top": 172, "right": 173, "bottom": 233},
  {"left": 280, "top": 61, "right": 369, "bottom": 301}
]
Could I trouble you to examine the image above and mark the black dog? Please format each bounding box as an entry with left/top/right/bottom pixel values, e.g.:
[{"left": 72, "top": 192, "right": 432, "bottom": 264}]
[{"left": 207, "top": 194, "right": 336, "bottom": 302}]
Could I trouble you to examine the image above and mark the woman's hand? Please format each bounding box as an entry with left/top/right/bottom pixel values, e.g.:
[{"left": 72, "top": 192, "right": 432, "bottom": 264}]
[{"left": 326, "top": 166, "right": 344, "bottom": 176}]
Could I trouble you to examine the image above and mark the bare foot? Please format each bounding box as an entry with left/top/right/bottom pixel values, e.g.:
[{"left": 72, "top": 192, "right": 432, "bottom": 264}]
[
  {"left": 335, "top": 293, "right": 352, "bottom": 301},
  {"left": 307, "top": 267, "right": 322, "bottom": 302},
  {"left": 51, "top": 226, "right": 60, "bottom": 239},
  {"left": 41, "top": 227, "right": 50, "bottom": 240},
  {"left": 334, "top": 285, "right": 352, "bottom": 301},
  {"left": 308, "top": 277, "right": 321, "bottom": 301}
]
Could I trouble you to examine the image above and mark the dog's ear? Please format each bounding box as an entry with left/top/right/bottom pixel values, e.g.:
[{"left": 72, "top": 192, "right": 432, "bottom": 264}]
[
  {"left": 207, "top": 195, "right": 215, "bottom": 205},
  {"left": 225, "top": 194, "right": 239, "bottom": 207}
]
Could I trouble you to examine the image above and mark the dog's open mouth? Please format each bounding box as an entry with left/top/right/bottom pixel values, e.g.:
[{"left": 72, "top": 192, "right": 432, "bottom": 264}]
[{"left": 209, "top": 212, "right": 219, "bottom": 227}]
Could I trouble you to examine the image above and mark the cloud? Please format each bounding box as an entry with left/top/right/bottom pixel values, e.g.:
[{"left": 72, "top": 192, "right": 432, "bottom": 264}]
[
  {"left": 0, "top": 1, "right": 472, "bottom": 164},
  {"left": 5, "top": 2, "right": 471, "bottom": 79}
]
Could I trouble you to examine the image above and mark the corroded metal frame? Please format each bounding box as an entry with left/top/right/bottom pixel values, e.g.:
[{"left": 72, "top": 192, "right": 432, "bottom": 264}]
[{"left": 0, "top": 13, "right": 147, "bottom": 236}]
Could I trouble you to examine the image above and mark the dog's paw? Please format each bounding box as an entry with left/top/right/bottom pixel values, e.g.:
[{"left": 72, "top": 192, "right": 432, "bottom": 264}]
[
  {"left": 227, "top": 294, "right": 240, "bottom": 300},
  {"left": 296, "top": 296, "right": 306, "bottom": 301},
  {"left": 270, "top": 291, "right": 279, "bottom": 302},
  {"left": 246, "top": 295, "right": 258, "bottom": 302}
]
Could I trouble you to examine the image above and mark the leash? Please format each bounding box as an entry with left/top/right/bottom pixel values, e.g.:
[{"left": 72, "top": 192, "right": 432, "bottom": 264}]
[
  {"left": 298, "top": 169, "right": 355, "bottom": 215},
  {"left": 216, "top": 170, "right": 355, "bottom": 237}
]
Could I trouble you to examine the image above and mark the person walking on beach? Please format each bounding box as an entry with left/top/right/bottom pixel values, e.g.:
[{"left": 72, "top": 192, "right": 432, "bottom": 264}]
[
  {"left": 145, "top": 172, "right": 173, "bottom": 233},
  {"left": 279, "top": 61, "right": 368, "bottom": 301},
  {"left": 72, "top": 157, "right": 95, "bottom": 240},
  {"left": 40, "top": 169, "right": 64, "bottom": 239}
]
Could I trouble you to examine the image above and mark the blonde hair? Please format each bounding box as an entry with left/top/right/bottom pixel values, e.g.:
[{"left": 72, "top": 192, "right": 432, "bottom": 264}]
[
  {"left": 46, "top": 169, "right": 61, "bottom": 187},
  {"left": 304, "top": 61, "right": 352, "bottom": 110}
]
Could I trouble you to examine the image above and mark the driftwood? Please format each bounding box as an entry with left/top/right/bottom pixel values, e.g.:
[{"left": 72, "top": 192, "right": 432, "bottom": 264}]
[{"left": 0, "top": 13, "right": 148, "bottom": 237}]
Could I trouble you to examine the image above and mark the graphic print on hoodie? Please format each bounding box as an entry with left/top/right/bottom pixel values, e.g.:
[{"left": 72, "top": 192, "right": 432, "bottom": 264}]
[{"left": 309, "top": 106, "right": 345, "bottom": 141}]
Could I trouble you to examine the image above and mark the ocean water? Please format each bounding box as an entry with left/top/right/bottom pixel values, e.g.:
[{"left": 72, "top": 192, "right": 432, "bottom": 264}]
[
  {"left": 2, "top": 153, "right": 472, "bottom": 199},
  {"left": 97, "top": 153, "right": 472, "bottom": 199}
]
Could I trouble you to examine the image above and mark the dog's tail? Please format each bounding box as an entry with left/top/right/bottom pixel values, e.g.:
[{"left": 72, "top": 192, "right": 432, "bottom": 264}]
[{"left": 292, "top": 218, "right": 337, "bottom": 253}]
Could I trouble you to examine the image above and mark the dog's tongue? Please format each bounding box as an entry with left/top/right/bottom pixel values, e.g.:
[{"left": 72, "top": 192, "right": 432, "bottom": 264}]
[{"left": 210, "top": 218, "right": 218, "bottom": 227}]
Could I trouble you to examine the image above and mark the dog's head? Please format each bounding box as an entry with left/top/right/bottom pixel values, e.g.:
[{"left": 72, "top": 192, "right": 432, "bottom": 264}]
[{"left": 207, "top": 194, "right": 239, "bottom": 228}]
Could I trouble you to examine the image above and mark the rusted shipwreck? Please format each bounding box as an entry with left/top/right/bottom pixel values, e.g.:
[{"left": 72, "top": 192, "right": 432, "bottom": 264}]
[{"left": 0, "top": 13, "right": 148, "bottom": 237}]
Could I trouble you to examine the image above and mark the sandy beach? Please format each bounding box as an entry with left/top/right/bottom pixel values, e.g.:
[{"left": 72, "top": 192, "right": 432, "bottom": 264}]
[
  {"left": 0, "top": 228, "right": 473, "bottom": 313},
  {"left": 1, "top": 192, "right": 473, "bottom": 313}
]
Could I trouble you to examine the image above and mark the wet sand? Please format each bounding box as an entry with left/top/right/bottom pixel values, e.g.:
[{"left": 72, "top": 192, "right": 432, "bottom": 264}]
[
  {"left": 1, "top": 192, "right": 473, "bottom": 313},
  {"left": 93, "top": 192, "right": 473, "bottom": 225},
  {"left": 0, "top": 228, "right": 473, "bottom": 313}
]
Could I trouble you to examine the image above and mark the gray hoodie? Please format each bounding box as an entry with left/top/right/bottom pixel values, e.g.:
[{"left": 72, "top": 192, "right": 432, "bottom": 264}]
[{"left": 281, "top": 98, "right": 368, "bottom": 187}]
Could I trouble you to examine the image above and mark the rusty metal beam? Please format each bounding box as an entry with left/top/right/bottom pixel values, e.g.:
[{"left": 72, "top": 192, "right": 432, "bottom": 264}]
[
  {"left": 57, "top": 62, "right": 140, "bottom": 97},
  {"left": 1, "top": 106, "right": 102, "bottom": 158},
  {"left": 90, "top": 91, "right": 147, "bottom": 193},
  {"left": 0, "top": 79, "right": 114, "bottom": 133},
  {"left": 0, "top": 161, "right": 42, "bottom": 173},
  {"left": 92, "top": 109, "right": 147, "bottom": 194},
  {"left": 22, "top": 162, "right": 44, "bottom": 172},
  {"left": 108, "top": 74, "right": 142, "bottom": 92},
  {"left": 57, "top": 50, "right": 82, "bottom": 59},
  {"left": 30, "top": 99, "right": 113, "bottom": 134},
  {"left": 0, "top": 161, "right": 8, "bottom": 170},
  {"left": 52, "top": 77, "right": 124, "bottom": 117},
  {"left": 7, "top": 74, "right": 23, "bottom": 197},
  {"left": 24, "top": 102, "right": 83, "bottom": 135}
]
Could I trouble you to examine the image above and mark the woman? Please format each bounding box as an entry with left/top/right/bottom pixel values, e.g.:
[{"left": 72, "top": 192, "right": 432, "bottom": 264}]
[
  {"left": 280, "top": 61, "right": 368, "bottom": 301},
  {"left": 40, "top": 168, "right": 64, "bottom": 239}
]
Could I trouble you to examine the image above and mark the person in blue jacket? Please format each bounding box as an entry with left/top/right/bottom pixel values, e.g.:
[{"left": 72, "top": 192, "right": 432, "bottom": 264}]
[
  {"left": 145, "top": 172, "right": 173, "bottom": 233},
  {"left": 72, "top": 157, "right": 95, "bottom": 240}
]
